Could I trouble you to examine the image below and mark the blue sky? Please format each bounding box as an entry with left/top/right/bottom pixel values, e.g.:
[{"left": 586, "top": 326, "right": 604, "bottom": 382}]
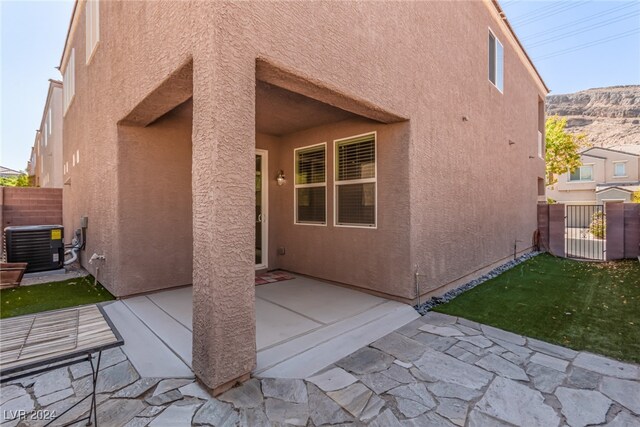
[{"left": 1, "top": 1, "right": 639, "bottom": 171}]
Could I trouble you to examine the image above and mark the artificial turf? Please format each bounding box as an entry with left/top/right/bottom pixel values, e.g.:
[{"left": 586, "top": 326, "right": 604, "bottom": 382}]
[
  {"left": 434, "top": 253, "right": 640, "bottom": 363},
  {"left": 0, "top": 275, "right": 114, "bottom": 319}
]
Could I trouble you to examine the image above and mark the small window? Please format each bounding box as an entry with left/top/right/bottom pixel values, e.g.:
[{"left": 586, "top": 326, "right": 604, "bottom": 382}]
[
  {"left": 63, "top": 49, "right": 75, "bottom": 113},
  {"left": 537, "top": 131, "right": 543, "bottom": 159},
  {"left": 489, "top": 30, "right": 504, "bottom": 92},
  {"left": 86, "top": 0, "right": 100, "bottom": 63},
  {"left": 295, "top": 144, "right": 326, "bottom": 224},
  {"left": 569, "top": 165, "right": 593, "bottom": 182},
  {"left": 48, "top": 109, "right": 52, "bottom": 134},
  {"left": 335, "top": 133, "right": 376, "bottom": 227},
  {"left": 43, "top": 124, "right": 48, "bottom": 147},
  {"left": 76, "top": 149, "right": 80, "bottom": 164},
  {"left": 613, "top": 162, "right": 626, "bottom": 177}
]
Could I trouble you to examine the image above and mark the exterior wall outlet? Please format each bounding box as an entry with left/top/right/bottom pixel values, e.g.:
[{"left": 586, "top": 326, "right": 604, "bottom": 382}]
[{"left": 278, "top": 247, "right": 285, "bottom": 255}]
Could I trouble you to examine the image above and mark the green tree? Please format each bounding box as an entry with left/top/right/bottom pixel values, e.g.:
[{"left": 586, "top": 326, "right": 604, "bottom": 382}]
[
  {"left": 0, "top": 174, "right": 31, "bottom": 187},
  {"left": 545, "top": 115, "right": 586, "bottom": 188}
]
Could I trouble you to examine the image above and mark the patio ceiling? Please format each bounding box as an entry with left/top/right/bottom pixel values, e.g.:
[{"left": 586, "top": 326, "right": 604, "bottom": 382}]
[{"left": 255, "top": 81, "right": 362, "bottom": 136}]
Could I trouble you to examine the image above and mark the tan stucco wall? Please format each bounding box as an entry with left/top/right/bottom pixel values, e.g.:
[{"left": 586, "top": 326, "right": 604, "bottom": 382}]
[
  {"left": 61, "top": 0, "right": 546, "bottom": 389},
  {"left": 115, "top": 103, "right": 193, "bottom": 296},
  {"left": 257, "top": 118, "right": 411, "bottom": 298}
]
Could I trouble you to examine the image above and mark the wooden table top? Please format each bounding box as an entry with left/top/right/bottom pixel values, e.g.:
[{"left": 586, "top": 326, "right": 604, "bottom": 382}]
[{"left": 0, "top": 304, "right": 123, "bottom": 375}]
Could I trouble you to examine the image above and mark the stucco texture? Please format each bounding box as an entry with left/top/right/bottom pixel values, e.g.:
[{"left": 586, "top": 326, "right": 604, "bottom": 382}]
[{"left": 61, "top": 0, "right": 546, "bottom": 389}]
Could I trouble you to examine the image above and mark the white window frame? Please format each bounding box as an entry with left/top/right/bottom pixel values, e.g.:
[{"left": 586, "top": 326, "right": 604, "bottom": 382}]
[
  {"left": 86, "top": 0, "right": 100, "bottom": 64},
  {"left": 43, "top": 124, "right": 48, "bottom": 147},
  {"left": 47, "top": 109, "right": 52, "bottom": 135},
  {"left": 568, "top": 164, "right": 594, "bottom": 182},
  {"left": 488, "top": 28, "right": 504, "bottom": 93},
  {"left": 613, "top": 161, "right": 627, "bottom": 178},
  {"left": 294, "top": 142, "right": 327, "bottom": 226},
  {"left": 63, "top": 49, "right": 76, "bottom": 114},
  {"left": 333, "top": 131, "right": 377, "bottom": 229}
]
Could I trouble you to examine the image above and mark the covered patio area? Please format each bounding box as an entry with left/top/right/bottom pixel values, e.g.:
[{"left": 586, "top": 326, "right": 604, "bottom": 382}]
[{"left": 103, "top": 274, "right": 418, "bottom": 380}]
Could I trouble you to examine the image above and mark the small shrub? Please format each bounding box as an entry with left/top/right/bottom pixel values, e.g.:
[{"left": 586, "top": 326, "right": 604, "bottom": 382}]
[{"left": 589, "top": 211, "right": 606, "bottom": 239}]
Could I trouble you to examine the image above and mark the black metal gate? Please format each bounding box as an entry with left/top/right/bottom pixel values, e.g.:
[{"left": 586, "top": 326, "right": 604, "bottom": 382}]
[{"left": 565, "top": 204, "right": 606, "bottom": 260}]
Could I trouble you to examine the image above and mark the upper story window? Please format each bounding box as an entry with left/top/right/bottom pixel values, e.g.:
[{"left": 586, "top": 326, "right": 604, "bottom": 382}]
[
  {"left": 86, "top": 0, "right": 100, "bottom": 63},
  {"left": 43, "top": 124, "right": 48, "bottom": 147},
  {"left": 335, "top": 133, "right": 376, "bottom": 228},
  {"left": 613, "top": 161, "right": 626, "bottom": 177},
  {"left": 47, "top": 109, "right": 52, "bottom": 134},
  {"left": 295, "top": 144, "right": 326, "bottom": 225},
  {"left": 537, "top": 131, "right": 543, "bottom": 159},
  {"left": 489, "top": 30, "right": 504, "bottom": 92},
  {"left": 569, "top": 165, "right": 593, "bottom": 182},
  {"left": 63, "top": 49, "right": 76, "bottom": 113}
]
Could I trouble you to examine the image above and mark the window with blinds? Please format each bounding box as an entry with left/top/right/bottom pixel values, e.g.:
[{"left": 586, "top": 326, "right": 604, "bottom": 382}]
[
  {"left": 86, "top": 0, "right": 100, "bottom": 63},
  {"left": 335, "top": 133, "right": 376, "bottom": 227},
  {"left": 295, "top": 144, "right": 326, "bottom": 224}
]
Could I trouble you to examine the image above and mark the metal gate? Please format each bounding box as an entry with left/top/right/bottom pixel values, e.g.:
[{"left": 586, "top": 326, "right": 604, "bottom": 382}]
[{"left": 565, "top": 204, "right": 606, "bottom": 260}]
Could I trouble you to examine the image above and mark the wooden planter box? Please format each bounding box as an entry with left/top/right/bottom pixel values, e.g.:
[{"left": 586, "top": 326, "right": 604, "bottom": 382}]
[{"left": 0, "top": 263, "right": 28, "bottom": 289}]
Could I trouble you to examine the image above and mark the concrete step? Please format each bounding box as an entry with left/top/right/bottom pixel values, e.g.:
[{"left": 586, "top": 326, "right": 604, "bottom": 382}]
[{"left": 255, "top": 301, "right": 420, "bottom": 379}]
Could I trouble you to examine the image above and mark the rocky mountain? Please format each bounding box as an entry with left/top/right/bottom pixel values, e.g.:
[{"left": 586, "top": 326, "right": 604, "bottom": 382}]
[{"left": 545, "top": 85, "right": 640, "bottom": 148}]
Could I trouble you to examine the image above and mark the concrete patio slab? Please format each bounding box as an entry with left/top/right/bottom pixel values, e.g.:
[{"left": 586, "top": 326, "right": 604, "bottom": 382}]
[
  {"left": 122, "top": 296, "right": 193, "bottom": 366},
  {"left": 256, "top": 298, "right": 322, "bottom": 350},
  {"left": 112, "top": 274, "right": 418, "bottom": 380},
  {"left": 102, "top": 301, "right": 193, "bottom": 379},
  {"left": 256, "top": 276, "right": 386, "bottom": 324},
  {"left": 145, "top": 286, "right": 193, "bottom": 330}
]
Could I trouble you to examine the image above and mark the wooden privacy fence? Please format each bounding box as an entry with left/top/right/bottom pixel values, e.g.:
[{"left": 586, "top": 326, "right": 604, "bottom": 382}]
[{"left": 538, "top": 203, "right": 640, "bottom": 261}]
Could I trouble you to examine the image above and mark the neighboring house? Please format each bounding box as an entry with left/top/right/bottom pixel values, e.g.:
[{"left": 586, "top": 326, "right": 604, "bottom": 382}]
[
  {"left": 547, "top": 145, "right": 640, "bottom": 204},
  {"left": 0, "top": 166, "right": 23, "bottom": 179},
  {"left": 26, "top": 147, "right": 37, "bottom": 185},
  {"left": 60, "top": 0, "right": 548, "bottom": 391},
  {"left": 28, "top": 80, "right": 64, "bottom": 188}
]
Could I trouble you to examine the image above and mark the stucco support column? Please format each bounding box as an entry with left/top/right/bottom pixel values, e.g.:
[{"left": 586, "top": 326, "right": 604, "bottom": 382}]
[
  {"left": 605, "top": 203, "right": 624, "bottom": 260},
  {"left": 190, "top": 57, "right": 256, "bottom": 393}
]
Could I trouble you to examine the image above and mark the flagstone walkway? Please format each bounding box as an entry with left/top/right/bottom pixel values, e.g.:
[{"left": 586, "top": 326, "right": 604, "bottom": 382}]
[{"left": 2, "top": 312, "right": 639, "bottom": 426}]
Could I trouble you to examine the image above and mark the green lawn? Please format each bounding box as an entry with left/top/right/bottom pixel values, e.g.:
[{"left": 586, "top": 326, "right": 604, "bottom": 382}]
[
  {"left": 434, "top": 254, "right": 640, "bottom": 363},
  {"left": 0, "top": 275, "right": 114, "bottom": 319}
]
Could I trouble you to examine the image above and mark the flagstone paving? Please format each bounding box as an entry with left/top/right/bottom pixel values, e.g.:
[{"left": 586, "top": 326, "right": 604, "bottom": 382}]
[{"left": 2, "top": 312, "right": 639, "bottom": 426}]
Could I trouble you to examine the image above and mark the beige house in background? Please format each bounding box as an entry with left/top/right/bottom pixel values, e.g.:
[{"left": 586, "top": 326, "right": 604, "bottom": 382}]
[
  {"left": 60, "top": 0, "right": 548, "bottom": 392},
  {"left": 27, "top": 79, "right": 64, "bottom": 188},
  {"left": 547, "top": 146, "right": 640, "bottom": 204}
]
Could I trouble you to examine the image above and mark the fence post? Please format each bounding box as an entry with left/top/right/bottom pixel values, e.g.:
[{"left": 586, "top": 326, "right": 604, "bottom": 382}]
[
  {"left": 605, "top": 203, "right": 624, "bottom": 260},
  {"left": 548, "top": 204, "right": 565, "bottom": 257},
  {"left": 537, "top": 204, "right": 550, "bottom": 252}
]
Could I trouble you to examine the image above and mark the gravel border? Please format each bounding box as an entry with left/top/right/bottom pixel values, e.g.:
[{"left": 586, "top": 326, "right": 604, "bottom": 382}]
[{"left": 414, "top": 251, "right": 541, "bottom": 315}]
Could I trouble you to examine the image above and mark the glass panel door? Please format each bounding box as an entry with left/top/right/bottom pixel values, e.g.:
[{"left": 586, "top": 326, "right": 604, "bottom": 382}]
[{"left": 255, "top": 151, "right": 268, "bottom": 268}]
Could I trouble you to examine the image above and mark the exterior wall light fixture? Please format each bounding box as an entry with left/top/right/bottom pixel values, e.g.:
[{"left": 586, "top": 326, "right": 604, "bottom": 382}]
[{"left": 276, "top": 170, "right": 286, "bottom": 186}]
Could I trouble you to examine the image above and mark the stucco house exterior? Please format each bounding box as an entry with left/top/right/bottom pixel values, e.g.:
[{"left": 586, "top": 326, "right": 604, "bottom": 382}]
[
  {"left": 0, "top": 166, "right": 23, "bottom": 179},
  {"left": 60, "top": 0, "right": 548, "bottom": 392},
  {"left": 27, "top": 79, "right": 64, "bottom": 188},
  {"left": 547, "top": 146, "right": 640, "bottom": 204}
]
